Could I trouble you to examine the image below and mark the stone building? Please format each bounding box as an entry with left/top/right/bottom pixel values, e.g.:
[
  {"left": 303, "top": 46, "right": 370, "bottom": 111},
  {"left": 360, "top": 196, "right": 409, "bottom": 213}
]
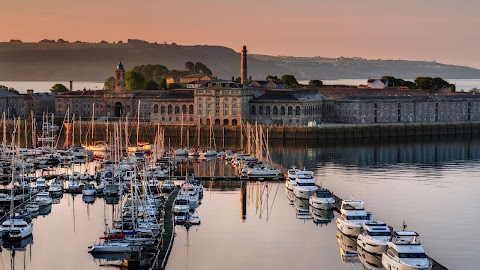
[
  {"left": 24, "top": 90, "right": 57, "bottom": 119},
  {"left": 0, "top": 90, "right": 24, "bottom": 118},
  {"left": 150, "top": 89, "right": 195, "bottom": 125},
  {"left": 194, "top": 81, "right": 252, "bottom": 126},
  {"left": 249, "top": 89, "right": 324, "bottom": 126},
  {"left": 333, "top": 94, "right": 480, "bottom": 124}
]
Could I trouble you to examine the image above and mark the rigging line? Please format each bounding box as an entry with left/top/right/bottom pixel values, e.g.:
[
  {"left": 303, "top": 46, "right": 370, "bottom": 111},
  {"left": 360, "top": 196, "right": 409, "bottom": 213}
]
[{"left": 267, "top": 183, "right": 280, "bottom": 220}]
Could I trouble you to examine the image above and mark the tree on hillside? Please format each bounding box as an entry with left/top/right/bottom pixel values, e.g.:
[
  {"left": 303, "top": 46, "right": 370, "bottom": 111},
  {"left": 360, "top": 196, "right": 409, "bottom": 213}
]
[
  {"left": 308, "top": 80, "right": 323, "bottom": 87},
  {"left": 125, "top": 71, "right": 145, "bottom": 90},
  {"left": 144, "top": 80, "right": 159, "bottom": 90},
  {"left": 185, "top": 62, "right": 194, "bottom": 72},
  {"left": 104, "top": 76, "right": 115, "bottom": 90},
  {"left": 0, "top": 85, "right": 19, "bottom": 94},
  {"left": 50, "top": 83, "right": 69, "bottom": 93},
  {"left": 132, "top": 64, "right": 169, "bottom": 82},
  {"left": 281, "top": 75, "right": 298, "bottom": 87},
  {"left": 194, "top": 62, "right": 213, "bottom": 75},
  {"left": 9, "top": 39, "right": 22, "bottom": 43}
]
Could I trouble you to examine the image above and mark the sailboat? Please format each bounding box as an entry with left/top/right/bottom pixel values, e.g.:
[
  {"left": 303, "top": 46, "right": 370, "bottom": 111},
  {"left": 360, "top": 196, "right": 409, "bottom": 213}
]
[
  {"left": 200, "top": 115, "right": 217, "bottom": 159},
  {"left": 174, "top": 113, "right": 188, "bottom": 156}
]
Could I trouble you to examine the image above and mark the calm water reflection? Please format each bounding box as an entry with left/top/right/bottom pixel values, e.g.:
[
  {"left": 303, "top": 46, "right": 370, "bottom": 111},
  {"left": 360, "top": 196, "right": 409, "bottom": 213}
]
[{"left": 1, "top": 137, "right": 478, "bottom": 269}]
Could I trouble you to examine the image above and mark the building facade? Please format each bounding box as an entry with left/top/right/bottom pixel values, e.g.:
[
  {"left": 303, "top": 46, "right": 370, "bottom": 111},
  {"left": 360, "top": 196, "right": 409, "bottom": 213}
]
[
  {"left": 194, "top": 81, "right": 253, "bottom": 126},
  {"left": 249, "top": 90, "right": 324, "bottom": 126},
  {"left": 333, "top": 95, "right": 480, "bottom": 124}
]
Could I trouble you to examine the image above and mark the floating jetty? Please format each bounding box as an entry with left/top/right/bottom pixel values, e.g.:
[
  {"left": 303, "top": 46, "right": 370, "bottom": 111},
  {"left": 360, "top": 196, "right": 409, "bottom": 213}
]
[{"left": 150, "top": 187, "right": 179, "bottom": 270}]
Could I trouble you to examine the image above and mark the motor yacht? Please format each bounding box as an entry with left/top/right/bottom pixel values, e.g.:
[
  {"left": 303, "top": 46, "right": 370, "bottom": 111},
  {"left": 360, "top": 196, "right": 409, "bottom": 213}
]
[
  {"left": 382, "top": 231, "right": 432, "bottom": 270},
  {"left": 88, "top": 242, "right": 131, "bottom": 253},
  {"left": 309, "top": 187, "right": 335, "bottom": 210},
  {"left": 0, "top": 219, "right": 33, "bottom": 239},
  {"left": 336, "top": 199, "right": 372, "bottom": 236},
  {"left": 161, "top": 180, "right": 176, "bottom": 193},
  {"left": 292, "top": 170, "right": 317, "bottom": 199},
  {"left": 174, "top": 194, "right": 190, "bottom": 214},
  {"left": 48, "top": 181, "right": 63, "bottom": 197},
  {"left": 35, "top": 192, "right": 53, "bottom": 206},
  {"left": 357, "top": 221, "right": 392, "bottom": 254},
  {"left": 246, "top": 166, "right": 280, "bottom": 180},
  {"left": 285, "top": 166, "right": 299, "bottom": 190}
]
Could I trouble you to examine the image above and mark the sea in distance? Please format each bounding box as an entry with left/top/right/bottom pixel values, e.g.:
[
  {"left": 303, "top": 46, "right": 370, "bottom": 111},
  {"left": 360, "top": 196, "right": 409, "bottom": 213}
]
[
  {"left": 1, "top": 79, "right": 480, "bottom": 93},
  {"left": 0, "top": 136, "right": 478, "bottom": 270}
]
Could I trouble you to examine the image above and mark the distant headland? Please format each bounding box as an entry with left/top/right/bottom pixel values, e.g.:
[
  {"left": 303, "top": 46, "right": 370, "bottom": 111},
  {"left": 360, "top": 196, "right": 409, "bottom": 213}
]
[{"left": 1, "top": 39, "right": 480, "bottom": 81}]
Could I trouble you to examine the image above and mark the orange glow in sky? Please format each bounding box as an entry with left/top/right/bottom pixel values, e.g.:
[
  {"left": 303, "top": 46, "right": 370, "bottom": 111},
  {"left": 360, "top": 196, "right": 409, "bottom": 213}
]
[{"left": 2, "top": 0, "right": 480, "bottom": 67}]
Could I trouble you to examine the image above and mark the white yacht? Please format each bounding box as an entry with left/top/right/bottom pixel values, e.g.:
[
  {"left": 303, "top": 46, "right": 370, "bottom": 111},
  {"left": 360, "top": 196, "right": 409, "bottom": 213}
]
[
  {"left": 285, "top": 166, "right": 299, "bottom": 190},
  {"left": 246, "top": 166, "right": 280, "bottom": 179},
  {"left": 179, "top": 184, "right": 200, "bottom": 209},
  {"left": 36, "top": 177, "right": 48, "bottom": 190},
  {"left": 0, "top": 219, "right": 33, "bottom": 239},
  {"left": 174, "top": 194, "right": 190, "bottom": 214},
  {"left": 35, "top": 192, "right": 53, "bottom": 206},
  {"left": 292, "top": 170, "right": 317, "bottom": 199},
  {"left": 382, "top": 231, "right": 432, "bottom": 270},
  {"left": 357, "top": 221, "right": 391, "bottom": 254},
  {"left": 88, "top": 242, "right": 131, "bottom": 253},
  {"left": 309, "top": 188, "right": 335, "bottom": 210},
  {"left": 336, "top": 199, "right": 372, "bottom": 236},
  {"left": 48, "top": 182, "right": 63, "bottom": 197}
]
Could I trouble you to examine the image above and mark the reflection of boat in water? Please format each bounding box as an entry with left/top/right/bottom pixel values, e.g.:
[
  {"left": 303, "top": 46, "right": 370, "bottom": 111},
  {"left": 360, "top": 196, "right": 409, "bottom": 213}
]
[
  {"left": 293, "top": 197, "right": 311, "bottom": 219},
  {"left": 336, "top": 229, "right": 359, "bottom": 261},
  {"left": 2, "top": 234, "right": 34, "bottom": 250},
  {"left": 38, "top": 204, "right": 52, "bottom": 216},
  {"left": 285, "top": 188, "right": 294, "bottom": 205},
  {"left": 357, "top": 245, "right": 382, "bottom": 270},
  {"left": 309, "top": 206, "right": 333, "bottom": 225}
]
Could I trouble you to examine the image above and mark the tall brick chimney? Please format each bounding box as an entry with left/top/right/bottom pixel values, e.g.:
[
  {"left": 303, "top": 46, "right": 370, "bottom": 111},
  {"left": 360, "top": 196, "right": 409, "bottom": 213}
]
[
  {"left": 241, "top": 45, "right": 247, "bottom": 85},
  {"left": 69, "top": 81, "right": 73, "bottom": 91},
  {"left": 27, "top": 89, "right": 34, "bottom": 95}
]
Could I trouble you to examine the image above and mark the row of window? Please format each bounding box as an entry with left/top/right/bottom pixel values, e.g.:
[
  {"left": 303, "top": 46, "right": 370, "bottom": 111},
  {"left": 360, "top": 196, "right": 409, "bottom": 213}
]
[
  {"left": 153, "top": 104, "right": 194, "bottom": 114},
  {"left": 251, "top": 105, "right": 302, "bottom": 116}
]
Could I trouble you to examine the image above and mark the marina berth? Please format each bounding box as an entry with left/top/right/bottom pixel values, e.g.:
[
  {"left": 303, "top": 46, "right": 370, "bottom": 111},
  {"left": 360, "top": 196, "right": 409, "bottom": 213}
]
[
  {"left": 336, "top": 199, "right": 372, "bottom": 236},
  {"left": 35, "top": 191, "right": 53, "bottom": 206},
  {"left": 309, "top": 187, "right": 335, "bottom": 210},
  {"left": 357, "top": 221, "right": 391, "bottom": 254},
  {"left": 382, "top": 231, "right": 432, "bottom": 270}
]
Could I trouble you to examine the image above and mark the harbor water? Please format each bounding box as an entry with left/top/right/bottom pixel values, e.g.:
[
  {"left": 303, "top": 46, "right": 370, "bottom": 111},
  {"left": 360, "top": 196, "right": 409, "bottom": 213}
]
[{"left": 1, "top": 136, "right": 478, "bottom": 269}]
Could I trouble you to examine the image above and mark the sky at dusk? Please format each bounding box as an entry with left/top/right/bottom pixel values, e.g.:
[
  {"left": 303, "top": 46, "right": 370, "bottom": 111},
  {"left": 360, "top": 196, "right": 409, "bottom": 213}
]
[{"left": 3, "top": 0, "right": 480, "bottom": 67}]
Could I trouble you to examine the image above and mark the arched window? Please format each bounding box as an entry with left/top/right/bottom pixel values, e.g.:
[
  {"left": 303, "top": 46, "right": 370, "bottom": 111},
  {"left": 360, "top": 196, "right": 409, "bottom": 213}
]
[
  {"left": 259, "top": 105, "right": 264, "bottom": 115},
  {"left": 168, "top": 104, "right": 172, "bottom": 114},
  {"left": 266, "top": 106, "right": 271, "bottom": 116},
  {"left": 223, "top": 119, "right": 229, "bottom": 125},
  {"left": 175, "top": 105, "right": 180, "bottom": 114},
  {"left": 189, "top": 105, "right": 194, "bottom": 114},
  {"left": 161, "top": 105, "right": 165, "bottom": 114},
  {"left": 288, "top": 106, "right": 293, "bottom": 115},
  {"left": 296, "top": 106, "right": 300, "bottom": 115},
  {"left": 280, "top": 106, "right": 286, "bottom": 115},
  {"left": 232, "top": 119, "right": 238, "bottom": 125},
  {"left": 215, "top": 119, "right": 220, "bottom": 125},
  {"left": 273, "top": 106, "right": 278, "bottom": 116},
  {"left": 153, "top": 104, "right": 159, "bottom": 113},
  {"left": 251, "top": 105, "right": 256, "bottom": 115},
  {"left": 182, "top": 105, "right": 187, "bottom": 114}
]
